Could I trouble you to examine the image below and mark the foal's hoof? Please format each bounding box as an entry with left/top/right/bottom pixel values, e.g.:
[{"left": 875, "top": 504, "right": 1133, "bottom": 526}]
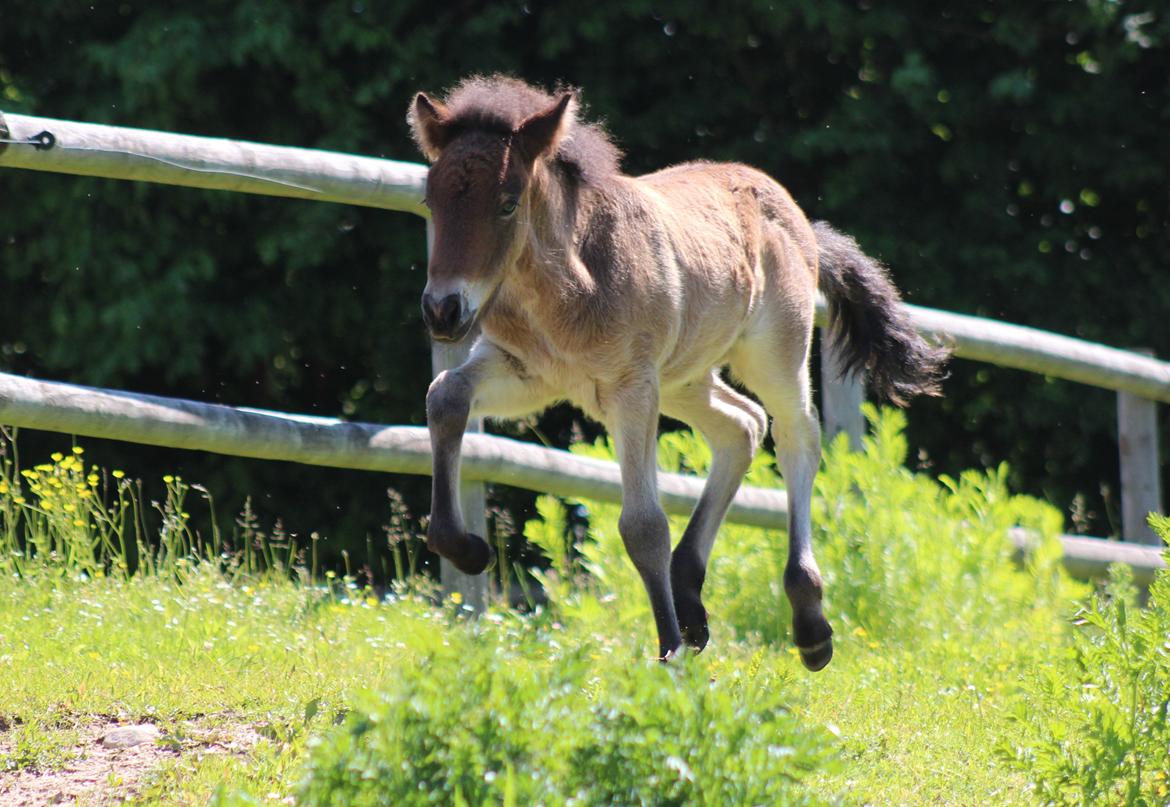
[
  {"left": 797, "top": 638, "right": 834, "bottom": 672},
  {"left": 429, "top": 532, "right": 495, "bottom": 576},
  {"left": 676, "top": 595, "right": 710, "bottom": 652},
  {"left": 793, "top": 608, "right": 834, "bottom": 672}
]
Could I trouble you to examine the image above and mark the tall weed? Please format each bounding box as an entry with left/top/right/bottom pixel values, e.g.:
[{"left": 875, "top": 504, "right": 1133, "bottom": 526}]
[
  {"left": 299, "top": 627, "right": 837, "bottom": 806},
  {"left": 534, "top": 407, "right": 1078, "bottom": 649},
  {"left": 1005, "top": 514, "right": 1170, "bottom": 805}
]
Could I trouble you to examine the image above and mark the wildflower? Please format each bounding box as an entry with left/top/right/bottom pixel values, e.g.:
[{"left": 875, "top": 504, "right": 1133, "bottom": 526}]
[
  {"left": 0, "top": 481, "right": 8, "bottom": 495},
  {"left": 72, "top": 519, "right": 86, "bottom": 527},
  {"left": 63, "top": 503, "right": 76, "bottom": 513},
  {"left": 87, "top": 474, "right": 99, "bottom": 487},
  {"left": 42, "top": 501, "right": 54, "bottom": 511},
  {"left": 20, "top": 470, "right": 38, "bottom": 480},
  {"left": 35, "top": 464, "right": 52, "bottom": 473},
  {"left": 163, "top": 475, "right": 174, "bottom": 484},
  {"left": 112, "top": 470, "right": 125, "bottom": 480},
  {"left": 451, "top": 591, "right": 463, "bottom": 605},
  {"left": 13, "top": 496, "right": 25, "bottom": 504},
  {"left": 71, "top": 446, "right": 84, "bottom": 455},
  {"left": 51, "top": 452, "right": 64, "bottom": 462}
]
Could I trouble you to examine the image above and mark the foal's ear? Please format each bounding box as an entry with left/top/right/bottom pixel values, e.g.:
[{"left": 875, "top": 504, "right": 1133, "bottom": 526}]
[
  {"left": 408, "top": 92, "right": 453, "bottom": 162},
  {"left": 514, "top": 92, "right": 576, "bottom": 165}
]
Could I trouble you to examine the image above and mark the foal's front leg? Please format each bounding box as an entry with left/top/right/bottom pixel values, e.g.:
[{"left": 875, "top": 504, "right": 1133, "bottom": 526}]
[
  {"left": 605, "top": 375, "right": 684, "bottom": 659},
  {"left": 426, "top": 342, "right": 553, "bottom": 574}
]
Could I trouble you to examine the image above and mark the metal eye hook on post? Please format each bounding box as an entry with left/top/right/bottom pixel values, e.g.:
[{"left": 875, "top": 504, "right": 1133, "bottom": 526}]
[{"left": 0, "top": 112, "right": 56, "bottom": 153}]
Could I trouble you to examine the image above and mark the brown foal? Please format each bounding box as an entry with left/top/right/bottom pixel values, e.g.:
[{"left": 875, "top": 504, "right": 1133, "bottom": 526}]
[{"left": 409, "top": 76, "right": 947, "bottom": 669}]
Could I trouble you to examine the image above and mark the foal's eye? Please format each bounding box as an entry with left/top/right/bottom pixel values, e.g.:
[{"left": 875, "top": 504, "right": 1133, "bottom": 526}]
[{"left": 499, "top": 198, "right": 519, "bottom": 217}]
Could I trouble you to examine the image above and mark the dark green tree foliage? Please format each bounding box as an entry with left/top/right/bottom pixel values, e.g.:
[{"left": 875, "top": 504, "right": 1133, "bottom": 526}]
[{"left": 1, "top": 1, "right": 1166, "bottom": 552}]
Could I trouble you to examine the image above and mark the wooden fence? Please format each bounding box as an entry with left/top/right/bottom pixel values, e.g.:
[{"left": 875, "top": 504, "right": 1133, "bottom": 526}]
[{"left": 1, "top": 110, "right": 1165, "bottom": 595}]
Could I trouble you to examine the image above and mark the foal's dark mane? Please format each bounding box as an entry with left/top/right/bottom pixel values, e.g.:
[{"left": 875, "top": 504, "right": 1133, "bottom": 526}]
[{"left": 438, "top": 75, "right": 623, "bottom": 186}]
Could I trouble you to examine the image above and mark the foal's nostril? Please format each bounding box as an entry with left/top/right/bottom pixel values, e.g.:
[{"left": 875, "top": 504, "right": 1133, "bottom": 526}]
[{"left": 421, "top": 292, "right": 464, "bottom": 337}]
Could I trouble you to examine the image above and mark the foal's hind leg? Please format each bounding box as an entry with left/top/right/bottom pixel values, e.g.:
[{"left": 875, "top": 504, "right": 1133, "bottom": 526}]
[
  {"left": 731, "top": 334, "right": 834, "bottom": 671},
  {"left": 661, "top": 373, "right": 767, "bottom": 650}
]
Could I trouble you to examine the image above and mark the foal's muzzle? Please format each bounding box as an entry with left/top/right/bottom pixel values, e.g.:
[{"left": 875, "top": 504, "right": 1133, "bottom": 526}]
[{"left": 421, "top": 292, "right": 472, "bottom": 342}]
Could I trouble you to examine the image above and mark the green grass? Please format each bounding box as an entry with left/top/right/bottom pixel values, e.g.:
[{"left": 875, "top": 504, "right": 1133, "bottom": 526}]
[
  {"left": 0, "top": 412, "right": 1162, "bottom": 805},
  {"left": 0, "top": 574, "right": 1057, "bottom": 805}
]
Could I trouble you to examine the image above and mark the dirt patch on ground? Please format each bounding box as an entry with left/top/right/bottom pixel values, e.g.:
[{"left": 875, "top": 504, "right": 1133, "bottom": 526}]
[{"left": 0, "top": 719, "right": 260, "bottom": 806}]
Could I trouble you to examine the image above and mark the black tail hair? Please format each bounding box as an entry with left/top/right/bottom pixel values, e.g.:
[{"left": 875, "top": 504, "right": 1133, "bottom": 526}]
[{"left": 814, "top": 221, "right": 949, "bottom": 406}]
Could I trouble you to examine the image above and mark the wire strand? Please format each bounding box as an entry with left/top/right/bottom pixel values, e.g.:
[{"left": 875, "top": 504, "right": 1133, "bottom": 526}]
[
  {"left": 1, "top": 137, "right": 324, "bottom": 194},
  {"left": 56, "top": 143, "right": 325, "bottom": 194}
]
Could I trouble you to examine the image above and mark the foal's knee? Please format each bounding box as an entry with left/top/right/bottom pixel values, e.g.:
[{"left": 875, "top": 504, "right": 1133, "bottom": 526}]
[
  {"left": 426, "top": 370, "right": 472, "bottom": 439},
  {"left": 728, "top": 419, "right": 761, "bottom": 474}
]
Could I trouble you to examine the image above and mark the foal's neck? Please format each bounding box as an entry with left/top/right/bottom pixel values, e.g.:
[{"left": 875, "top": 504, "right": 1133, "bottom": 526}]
[{"left": 515, "top": 164, "right": 597, "bottom": 294}]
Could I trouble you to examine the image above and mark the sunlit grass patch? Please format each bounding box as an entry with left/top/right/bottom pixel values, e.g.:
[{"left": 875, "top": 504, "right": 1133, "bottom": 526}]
[{"left": 0, "top": 411, "right": 1157, "bottom": 805}]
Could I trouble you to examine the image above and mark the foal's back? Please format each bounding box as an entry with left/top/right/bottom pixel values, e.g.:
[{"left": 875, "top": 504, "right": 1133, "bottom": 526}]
[{"left": 608, "top": 160, "right": 820, "bottom": 386}]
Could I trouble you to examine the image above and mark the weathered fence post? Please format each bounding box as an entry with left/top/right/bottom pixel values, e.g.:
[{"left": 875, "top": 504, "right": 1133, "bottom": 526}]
[
  {"left": 426, "top": 220, "right": 490, "bottom": 610},
  {"left": 1118, "top": 348, "right": 1164, "bottom": 545},
  {"left": 819, "top": 328, "right": 865, "bottom": 451}
]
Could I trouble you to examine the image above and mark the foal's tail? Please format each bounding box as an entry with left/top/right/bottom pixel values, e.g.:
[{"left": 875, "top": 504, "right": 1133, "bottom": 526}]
[{"left": 813, "top": 221, "right": 950, "bottom": 406}]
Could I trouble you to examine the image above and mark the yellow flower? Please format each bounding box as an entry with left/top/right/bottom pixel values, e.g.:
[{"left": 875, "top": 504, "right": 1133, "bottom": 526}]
[
  {"left": 42, "top": 501, "right": 54, "bottom": 511},
  {"left": 163, "top": 475, "right": 174, "bottom": 484},
  {"left": 20, "top": 470, "right": 38, "bottom": 480},
  {"left": 78, "top": 489, "right": 92, "bottom": 499},
  {"left": 0, "top": 481, "right": 8, "bottom": 495},
  {"left": 71, "top": 446, "right": 84, "bottom": 455},
  {"left": 87, "top": 474, "right": 99, "bottom": 487},
  {"left": 63, "top": 503, "right": 76, "bottom": 513},
  {"left": 72, "top": 519, "right": 86, "bottom": 527},
  {"left": 450, "top": 591, "right": 463, "bottom": 605},
  {"left": 112, "top": 470, "right": 125, "bottom": 480},
  {"left": 51, "top": 452, "right": 64, "bottom": 462},
  {"left": 35, "top": 464, "right": 53, "bottom": 473}
]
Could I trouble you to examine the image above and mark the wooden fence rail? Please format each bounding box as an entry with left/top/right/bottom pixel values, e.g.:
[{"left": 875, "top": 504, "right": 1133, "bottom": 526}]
[
  {"left": 0, "top": 111, "right": 428, "bottom": 214},
  {"left": 0, "top": 370, "right": 1163, "bottom": 585}
]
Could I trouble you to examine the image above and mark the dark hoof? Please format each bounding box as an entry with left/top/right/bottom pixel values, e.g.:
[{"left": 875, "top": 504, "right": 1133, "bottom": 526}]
[
  {"left": 675, "top": 594, "right": 710, "bottom": 652},
  {"left": 428, "top": 531, "right": 495, "bottom": 575},
  {"left": 671, "top": 553, "right": 709, "bottom": 652},
  {"left": 793, "top": 608, "right": 833, "bottom": 672},
  {"left": 798, "top": 638, "right": 834, "bottom": 672}
]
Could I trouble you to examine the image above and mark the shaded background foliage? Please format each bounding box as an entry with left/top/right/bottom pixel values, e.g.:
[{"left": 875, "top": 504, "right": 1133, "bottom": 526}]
[{"left": 1, "top": 0, "right": 1167, "bottom": 565}]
